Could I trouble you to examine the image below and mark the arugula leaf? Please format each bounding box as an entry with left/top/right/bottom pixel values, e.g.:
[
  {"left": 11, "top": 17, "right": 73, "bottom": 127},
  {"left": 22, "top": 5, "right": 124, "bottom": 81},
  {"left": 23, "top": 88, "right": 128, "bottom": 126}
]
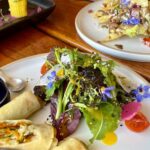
[{"left": 77, "top": 102, "right": 121, "bottom": 143}]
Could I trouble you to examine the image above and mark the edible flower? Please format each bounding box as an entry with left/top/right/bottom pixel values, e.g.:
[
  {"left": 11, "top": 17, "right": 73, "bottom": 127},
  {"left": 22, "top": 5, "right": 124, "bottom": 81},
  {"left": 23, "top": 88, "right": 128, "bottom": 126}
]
[
  {"left": 122, "top": 17, "right": 140, "bottom": 25},
  {"left": 47, "top": 71, "right": 56, "bottom": 89},
  {"left": 132, "top": 85, "right": 150, "bottom": 102},
  {"left": 121, "top": 0, "right": 130, "bottom": 6},
  {"left": 47, "top": 82, "right": 53, "bottom": 89},
  {"left": 100, "top": 86, "right": 114, "bottom": 101},
  {"left": 56, "top": 69, "right": 64, "bottom": 78}
]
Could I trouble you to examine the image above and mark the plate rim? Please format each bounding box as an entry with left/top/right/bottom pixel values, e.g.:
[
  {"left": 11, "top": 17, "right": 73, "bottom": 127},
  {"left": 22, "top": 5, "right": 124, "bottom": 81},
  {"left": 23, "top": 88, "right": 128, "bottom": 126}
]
[
  {"left": 1, "top": 53, "right": 47, "bottom": 69},
  {"left": 75, "top": 1, "right": 150, "bottom": 62}
]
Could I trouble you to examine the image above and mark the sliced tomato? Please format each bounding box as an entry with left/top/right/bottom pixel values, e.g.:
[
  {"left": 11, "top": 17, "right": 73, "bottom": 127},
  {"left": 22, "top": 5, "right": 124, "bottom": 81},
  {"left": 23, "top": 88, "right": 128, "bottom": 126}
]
[
  {"left": 143, "top": 37, "right": 150, "bottom": 42},
  {"left": 125, "top": 112, "right": 149, "bottom": 132},
  {"left": 143, "top": 37, "right": 150, "bottom": 47},
  {"left": 40, "top": 63, "right": 49, "bottom": 75}
]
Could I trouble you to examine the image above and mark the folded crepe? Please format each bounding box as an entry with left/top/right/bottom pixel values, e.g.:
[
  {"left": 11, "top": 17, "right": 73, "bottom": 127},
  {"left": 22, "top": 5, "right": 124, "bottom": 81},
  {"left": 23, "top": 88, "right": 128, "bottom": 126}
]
[
  {"left": 0, "top": 92, "right": 87, "bottom": 150},
  {"left": 0, "top": 91, "right": 44, "bottom": 120},
  {"left": 0, "top": 120, "right": 87, "bottom": 150},
  {"left": 52, "top": 137, "right": 87, "bottom": 150},
  {"left": 0, "top": 120, "right": 57, "bottom": 150}
]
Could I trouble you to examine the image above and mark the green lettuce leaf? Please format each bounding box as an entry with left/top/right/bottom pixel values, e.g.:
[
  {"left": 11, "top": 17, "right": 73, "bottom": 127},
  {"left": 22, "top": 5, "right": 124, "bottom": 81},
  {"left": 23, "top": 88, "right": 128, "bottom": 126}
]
[{"left": 77, "top": 102, "right": 121, "bottom": 143}]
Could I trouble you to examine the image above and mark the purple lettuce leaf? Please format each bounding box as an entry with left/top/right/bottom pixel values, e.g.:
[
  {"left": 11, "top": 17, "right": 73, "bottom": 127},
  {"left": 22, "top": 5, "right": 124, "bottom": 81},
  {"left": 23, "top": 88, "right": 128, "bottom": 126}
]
[{"left": 50, "top": 98, "right": 81, "bottom": 141}]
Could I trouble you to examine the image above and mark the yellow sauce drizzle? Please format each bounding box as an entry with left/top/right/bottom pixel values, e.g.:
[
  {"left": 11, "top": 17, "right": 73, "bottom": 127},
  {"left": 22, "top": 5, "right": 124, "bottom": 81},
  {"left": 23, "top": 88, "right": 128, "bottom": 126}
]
[{"left": 102, "top": 132, "right": 117, "bottom": 146}]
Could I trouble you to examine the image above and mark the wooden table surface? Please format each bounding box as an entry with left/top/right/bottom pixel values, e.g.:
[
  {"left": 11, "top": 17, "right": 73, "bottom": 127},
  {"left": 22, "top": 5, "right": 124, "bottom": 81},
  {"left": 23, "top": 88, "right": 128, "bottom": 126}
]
[
  {"left": 0, "top": 27, "right": 71, "bottom": 67},
  {"left": 37, "top": 0, "right": 150, "bottom": 81},
  {"left": 0, "top": 0, "right": 150, "bottom": 81}
]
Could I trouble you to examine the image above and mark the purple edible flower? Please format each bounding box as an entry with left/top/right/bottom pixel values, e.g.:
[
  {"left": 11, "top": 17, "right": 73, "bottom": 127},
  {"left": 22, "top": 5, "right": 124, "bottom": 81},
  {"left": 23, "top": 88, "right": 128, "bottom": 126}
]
[
  {"left": 47, "top": 71, "right": 56, "bottom": 89},
  {"left": 47, "top": 82, "right": 53, "bottom": 89},
  {"left": 101, "top": 86, "right": 115, "bottom": 101},
  {"left": 122, "top": 17, "right": 140, "bottom": 25},
  {"left": 47, "top": 71, "right": 56, "bottom": 80},
  {"left": 121, "top": 0, "right": 130, "bottom": 6},
  {"left": 132, "top": 85, "right": 150, "bottom": 102}
]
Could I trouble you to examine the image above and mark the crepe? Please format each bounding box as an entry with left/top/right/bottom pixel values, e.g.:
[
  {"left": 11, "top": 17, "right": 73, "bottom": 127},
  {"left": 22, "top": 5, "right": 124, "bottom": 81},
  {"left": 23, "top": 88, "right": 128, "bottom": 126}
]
[
  {"left": 0, "top": 91, "right": 44, "bottom": 120},
  {"left": 0, "top": 120, "right": 87, "bottom": 150},
  {"left": 0, "top": 120, "right": 57, "bottom": 150},
  {"left": 52, "top": 137, "right": 87, "bottom": 150}
]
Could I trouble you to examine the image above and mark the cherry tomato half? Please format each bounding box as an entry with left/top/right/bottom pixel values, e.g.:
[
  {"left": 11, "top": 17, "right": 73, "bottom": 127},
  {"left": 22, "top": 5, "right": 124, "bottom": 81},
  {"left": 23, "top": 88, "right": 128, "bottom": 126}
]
[
  {"left": 143, "top": 37, "right": 150, "bottom": 42},
  {"left": 125, "top": 112, "right": 149, "bottom": 132},
  {"left": 143, "top": 37, "right": 150, "bottom": 47},
  {"left": 40, "top": 63, "right": 49, "bottom": 75}
]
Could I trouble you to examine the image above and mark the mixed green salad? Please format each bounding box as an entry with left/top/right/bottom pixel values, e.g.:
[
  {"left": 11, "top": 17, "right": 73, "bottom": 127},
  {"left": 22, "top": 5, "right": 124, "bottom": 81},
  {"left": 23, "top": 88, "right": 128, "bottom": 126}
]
[{"left": 34, "top": 48, "right": 150, "bottom": 145}]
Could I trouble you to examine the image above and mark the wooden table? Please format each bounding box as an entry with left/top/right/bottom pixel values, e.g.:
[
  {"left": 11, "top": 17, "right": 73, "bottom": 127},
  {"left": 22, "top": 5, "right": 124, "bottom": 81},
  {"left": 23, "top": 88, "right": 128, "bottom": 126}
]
[
  {"left": 0, "top": 26, "right": 71, "bottom": 67},
  {"left": 0, "top": 0, "right": 150, "bottom": 81}
]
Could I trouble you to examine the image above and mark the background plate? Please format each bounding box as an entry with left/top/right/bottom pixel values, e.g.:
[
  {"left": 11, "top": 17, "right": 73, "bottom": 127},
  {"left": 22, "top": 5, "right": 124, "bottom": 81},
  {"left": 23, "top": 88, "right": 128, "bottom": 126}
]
[
  {"left": 75, "top": 1, "right": 150, "bottom": 62},
  {"left": 0, "top": 0, "right": 55, "bottom": 37},
  {"left": 1, "top": 54, "right": 150, "bottom": 150}
]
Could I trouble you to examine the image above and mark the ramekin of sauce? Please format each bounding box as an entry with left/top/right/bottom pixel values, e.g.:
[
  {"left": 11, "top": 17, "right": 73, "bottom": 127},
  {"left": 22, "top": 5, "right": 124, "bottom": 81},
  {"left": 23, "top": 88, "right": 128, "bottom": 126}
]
[{"left": 0, "top": 78, "right": 10, "bottom": 107}]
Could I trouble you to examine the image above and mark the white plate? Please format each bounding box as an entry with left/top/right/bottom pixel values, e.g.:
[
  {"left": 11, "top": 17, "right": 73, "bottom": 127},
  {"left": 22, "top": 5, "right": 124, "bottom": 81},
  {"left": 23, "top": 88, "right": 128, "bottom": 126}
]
[
  {"left": 75, "top": 1, "right": 150, "bottom": 62},
  {"left": 2, "top": 54, "right": 150, "bottom": 150}
]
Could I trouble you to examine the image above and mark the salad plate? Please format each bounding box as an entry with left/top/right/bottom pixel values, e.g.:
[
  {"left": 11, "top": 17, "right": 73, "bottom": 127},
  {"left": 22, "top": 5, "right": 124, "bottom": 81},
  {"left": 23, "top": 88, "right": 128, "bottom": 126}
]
[
  {"left": 1, "top": 52, "right": 150, "bottom": 150},
  {"left": 75, "top": 1, "right": 150, "bottom": 62}
]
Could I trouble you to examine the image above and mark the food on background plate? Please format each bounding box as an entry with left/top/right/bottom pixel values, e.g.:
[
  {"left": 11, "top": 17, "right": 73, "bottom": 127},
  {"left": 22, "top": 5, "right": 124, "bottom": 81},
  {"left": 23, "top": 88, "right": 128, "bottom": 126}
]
[
  {"left": 34, "top": 47, "right": 150, "bottom": 145},
  {"left": 8, "top": 0, "right": 27, "bottom": 18},
  {"left": 0, "top": 119, "right": 57, "bottom": 150},
  {"left": 93, "top": 0, "right": 150, "bottom": 42},
  {"left": 0, "top": 91, "right": 44, "bottom": 120}
]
